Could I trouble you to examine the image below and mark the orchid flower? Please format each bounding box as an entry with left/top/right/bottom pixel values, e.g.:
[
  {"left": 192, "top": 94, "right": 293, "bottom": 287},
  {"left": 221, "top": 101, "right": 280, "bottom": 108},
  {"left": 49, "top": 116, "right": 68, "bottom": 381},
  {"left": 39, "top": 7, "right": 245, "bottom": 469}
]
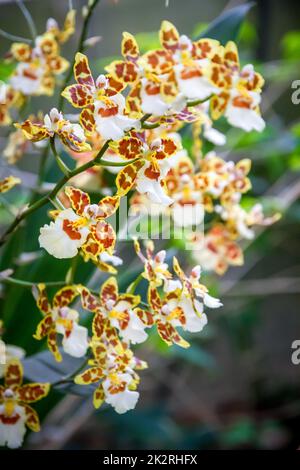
[
  {"left": 33, "top": 284, "right": 89, "bottom": 361},
  {"left": 0, "top": 359, "right": 49, "bottom": 448}
]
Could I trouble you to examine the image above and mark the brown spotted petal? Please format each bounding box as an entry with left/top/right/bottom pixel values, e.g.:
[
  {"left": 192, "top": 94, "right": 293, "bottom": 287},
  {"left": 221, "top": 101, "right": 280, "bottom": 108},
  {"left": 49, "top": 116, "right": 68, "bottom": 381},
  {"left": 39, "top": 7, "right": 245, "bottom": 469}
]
[
  {"left": 153, "top": 138, "right": 178, "bottom": 160},
  {"left": 65, "top": 186, "right": 90, "bottom": 215},
  {"left": 53, "top": 285, "right": 79, "bottom": 308},
  {"left": 15, "top": 120, "right": 50, "bottom": 142},
  {"left": 105, "top": 60, "right": 139, "bottom": 85},
  {"left": 100, "top": 276, "right": 119, "bottom": 305},
  {"left": 192, "top": 38, "right": 220, "bottom": 60},
  {"left": 110, "top": 135, "right": 144, "bottom": 160},
  {"left": 210, "top": 91, "right": 230, "bottom": 120},
  {"left": 224, "top": 41, "right": 240, "bottom": 70},
  {"left": 92, "top": 313, "right": 106, "bottom": 339},
  {"left": 126, "top": 83, "right": 142, "bottom": 117},
  {"left": 134, "top": 307, "right": 154, "bottom": 327},
  {"left": 4, "top": 359, "right": 23, "bottom": 389},
  {"left": 33, "top": 314, "right": 54, "bottom": 340},
  {"left": 116, "top": 160, "right": 144, "bottom": 196},
  {"left": 173, "top": 257, "right": 193, "bottom": 296},
  {"left": 81, "top": 233, "right": 104, "bottom": 262},
  {"left": 159, "top": 20, "right": 180, "bottom": 51},
  {"left": 17, "top": 383, "right": 50, "bottom": 403},
  {"left": 142, "top": 50, "right": 174, "bottom": 74},
  {"left": 105, "top": 75, "right": 126, "bottom": 97},
  {"left": 147, "top": 284, "right": 162, "bottom": 313},
  {"left": 23, "top": 404, "right": 40, "bottom": 432},
  {"left": 94, "top": 221, "right": 116, "bottom": 254},
  {"left": 93, "top": 384, "right": 105, "bottom": 409},
  {"left": 97, "top": 195, "right": 120, "bottom": 219},
  {"left": 79, "top": 286, "right": 100, "bottom": 313},
  {"left": 10, "top": 42, "right": 32, "bottom": 62},
  {"left": 80, "top": 107, "right": 96, "bottom": 134},
  {"left": 156, "top": 321, "right": 189, "bottom": 348},
  {"left": 117, "top": 293, "right": 140, "bottom": 308},
  {"left": 61, "top": 84, "right": 94, "bottom": 108},
  {"left": 48, "top": 55, "right": 69, "bottom": 75},
  {"left": 74, "top": 367, "right": 104, "bottom": 384},
  {"left": 161, "top": 71, "right": 178, "bottom": 103},
  {"left": 122, "top": 32, "right": 140, "bottom": 61},
  {"left": 47, "top": 329, "right": 62, "bottom": 362},
  {"left": 0, "top": 176, "right": 21, "bottom": 194},
  {"left": 59, "top": 128, "right": 91, "bottom": 153},
  {"left": 36, "top": 283, "right": 51, "bottom": 315},
  {"left": 74, "top": 52, "right": 95, "bottom": 87}
]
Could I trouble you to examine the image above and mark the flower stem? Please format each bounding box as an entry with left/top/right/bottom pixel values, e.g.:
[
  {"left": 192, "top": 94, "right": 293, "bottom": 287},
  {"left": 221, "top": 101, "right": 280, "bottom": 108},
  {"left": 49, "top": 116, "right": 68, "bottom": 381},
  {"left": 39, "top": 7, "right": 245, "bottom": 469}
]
[
  {"left": 16, "top": 0, "right": 37, "bottom": 41},
  {"left": 141, "top": 121, "right": 160, "bottom": 130},
  {"left": 0, "top": 109, "right": 157, "bottom": 249},
  {"left": 66, "top": 255, "right": 79, "bottom": 284},
  {"left": 97, "top": 156, "right": 141, "bottom": 167},
  {"left": 0, "top": 140, "right": 109, "bottom": 246},
  {"left": 35, "top": 0, "right": 102, "bottom": 192},
  {"left": 140, "top": 113, "right": 151, "bottom": 124},
  {"left": 0, "top": 28, "right": 32, "bottom": 44},
  {"left": 127, "top": 273, "right": 144, "bottom": 294},
  {"left": 52, "top": 356, "right": 90, "bottom": 387},
  {"left": 187, "top": 95, "right": 213, "bottom": 107},
  {"left": 50, "top": 136, "right": 71, "bottom": 176},
  {"left": 1, "top": 277, "right": 65, "bottom": 288}
]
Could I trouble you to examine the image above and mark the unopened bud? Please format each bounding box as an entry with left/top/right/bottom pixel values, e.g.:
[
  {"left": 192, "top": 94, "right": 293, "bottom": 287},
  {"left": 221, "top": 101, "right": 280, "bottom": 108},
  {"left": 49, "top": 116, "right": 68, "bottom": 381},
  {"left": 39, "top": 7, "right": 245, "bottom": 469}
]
[{"left": 83, "top": 36, "right": 102, "bottom": 48}]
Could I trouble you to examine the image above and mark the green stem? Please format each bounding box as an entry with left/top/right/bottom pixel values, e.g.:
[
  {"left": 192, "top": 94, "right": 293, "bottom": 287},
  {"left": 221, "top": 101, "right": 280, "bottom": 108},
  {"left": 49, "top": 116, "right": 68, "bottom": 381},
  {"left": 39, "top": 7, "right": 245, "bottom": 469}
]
[
  {"left": 98, "top": 156, "right": 141, "bottom": 167},
  {"left": 142, "top": 121, "right": 160, "bottom": 130},
  {"left": 0, "top": 196, "right": 17, "bottom": 217},
  {"left": 52, "top": 356, "right": 90, "bottom": 387},
  {"left": 66, "top": 255, "right": 79, "bottom": 284},
  {"left": 16, "top": 0, "right": 37, "bottom": 41},
  {"left": 187, "top": 95, "right": 213, "bottom": 107},
  {"left": 140, "top": 113, "right": 151, "bottom": 124},
  {"left": 1, "top": 277, "right": 65, "bottom": 288},
  {"left": 127, "top": 273, "right": 144, "bottom": 294},
  {"left": 0, "top": 113, "right": 153, "bottom": 248},
  {"left": 0, "top": 140, "right": 109, "bottom": 246},
  {"left": 33, "top": 0, "right": 102, "bottom": 196},
  {"left": 50, "top": 135, "right": 71, "bottom": 176},
  {"left": 35, "top": 144, "right": 50, "bottom": 189},
  {"left": 0, "top": 27, "right": 32, "bottom": 44}
]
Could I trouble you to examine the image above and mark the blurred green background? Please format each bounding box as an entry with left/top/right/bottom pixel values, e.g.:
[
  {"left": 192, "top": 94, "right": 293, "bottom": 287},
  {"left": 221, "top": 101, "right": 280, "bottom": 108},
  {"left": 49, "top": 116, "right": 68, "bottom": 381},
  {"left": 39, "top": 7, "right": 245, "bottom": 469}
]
[{"left": 0, "top": 0, "right": 300, "bottom": 450}]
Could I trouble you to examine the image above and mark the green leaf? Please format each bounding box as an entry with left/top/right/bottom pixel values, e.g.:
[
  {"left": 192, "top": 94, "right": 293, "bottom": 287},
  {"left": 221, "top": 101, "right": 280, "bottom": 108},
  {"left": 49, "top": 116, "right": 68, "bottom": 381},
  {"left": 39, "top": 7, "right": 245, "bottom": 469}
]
[
  {"left": 289, "top": 152, "right": 300, "bottom": 171},
  {"left": 291, "top": 122, "right": 300, "bottom": 138},
  {"left": 238, "top": 20, "right": 258, "bottom": 47},
  {"left": 197, "top": 3, "right": 254, "bottom": 42},
  {"left": 23, "top": 349, "right": 95, "bottom": 397},
  {"left": 192, "top": 22, "right": 209, "bottom": 38},
  {"left": 0, "top": 61, "right": 15, "bottom": 82},
  {"left": 134, "top": 32, "right": 160, "bottom": 53},
  {"left": 170, "top": 344, "right": 216, "bottom": 370},
  {"left": 281, "top": 30, "right": 300, "bottom": 60},
  {"left": 95, "top": 55, "right": 120, "bottom": 73},
  {"left": 221, "top": 418, "right": 257, "bottom": 446}
]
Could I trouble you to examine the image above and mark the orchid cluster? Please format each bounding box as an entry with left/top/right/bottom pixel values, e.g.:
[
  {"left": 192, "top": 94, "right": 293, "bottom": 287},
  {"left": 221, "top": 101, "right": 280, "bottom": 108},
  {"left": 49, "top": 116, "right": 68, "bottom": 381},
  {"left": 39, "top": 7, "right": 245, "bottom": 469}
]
[
  {"left": 0, "top": 10, "right": 280, "bottom": 449},
  {"left": 8, "top": 10, "right": 74, "bottom": 96},
  {"left": 0, "top": 9, "right": 75, "bottom": 168},
  {"left": 31, "top": 249, "right": 221, "bottom": 412}
]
